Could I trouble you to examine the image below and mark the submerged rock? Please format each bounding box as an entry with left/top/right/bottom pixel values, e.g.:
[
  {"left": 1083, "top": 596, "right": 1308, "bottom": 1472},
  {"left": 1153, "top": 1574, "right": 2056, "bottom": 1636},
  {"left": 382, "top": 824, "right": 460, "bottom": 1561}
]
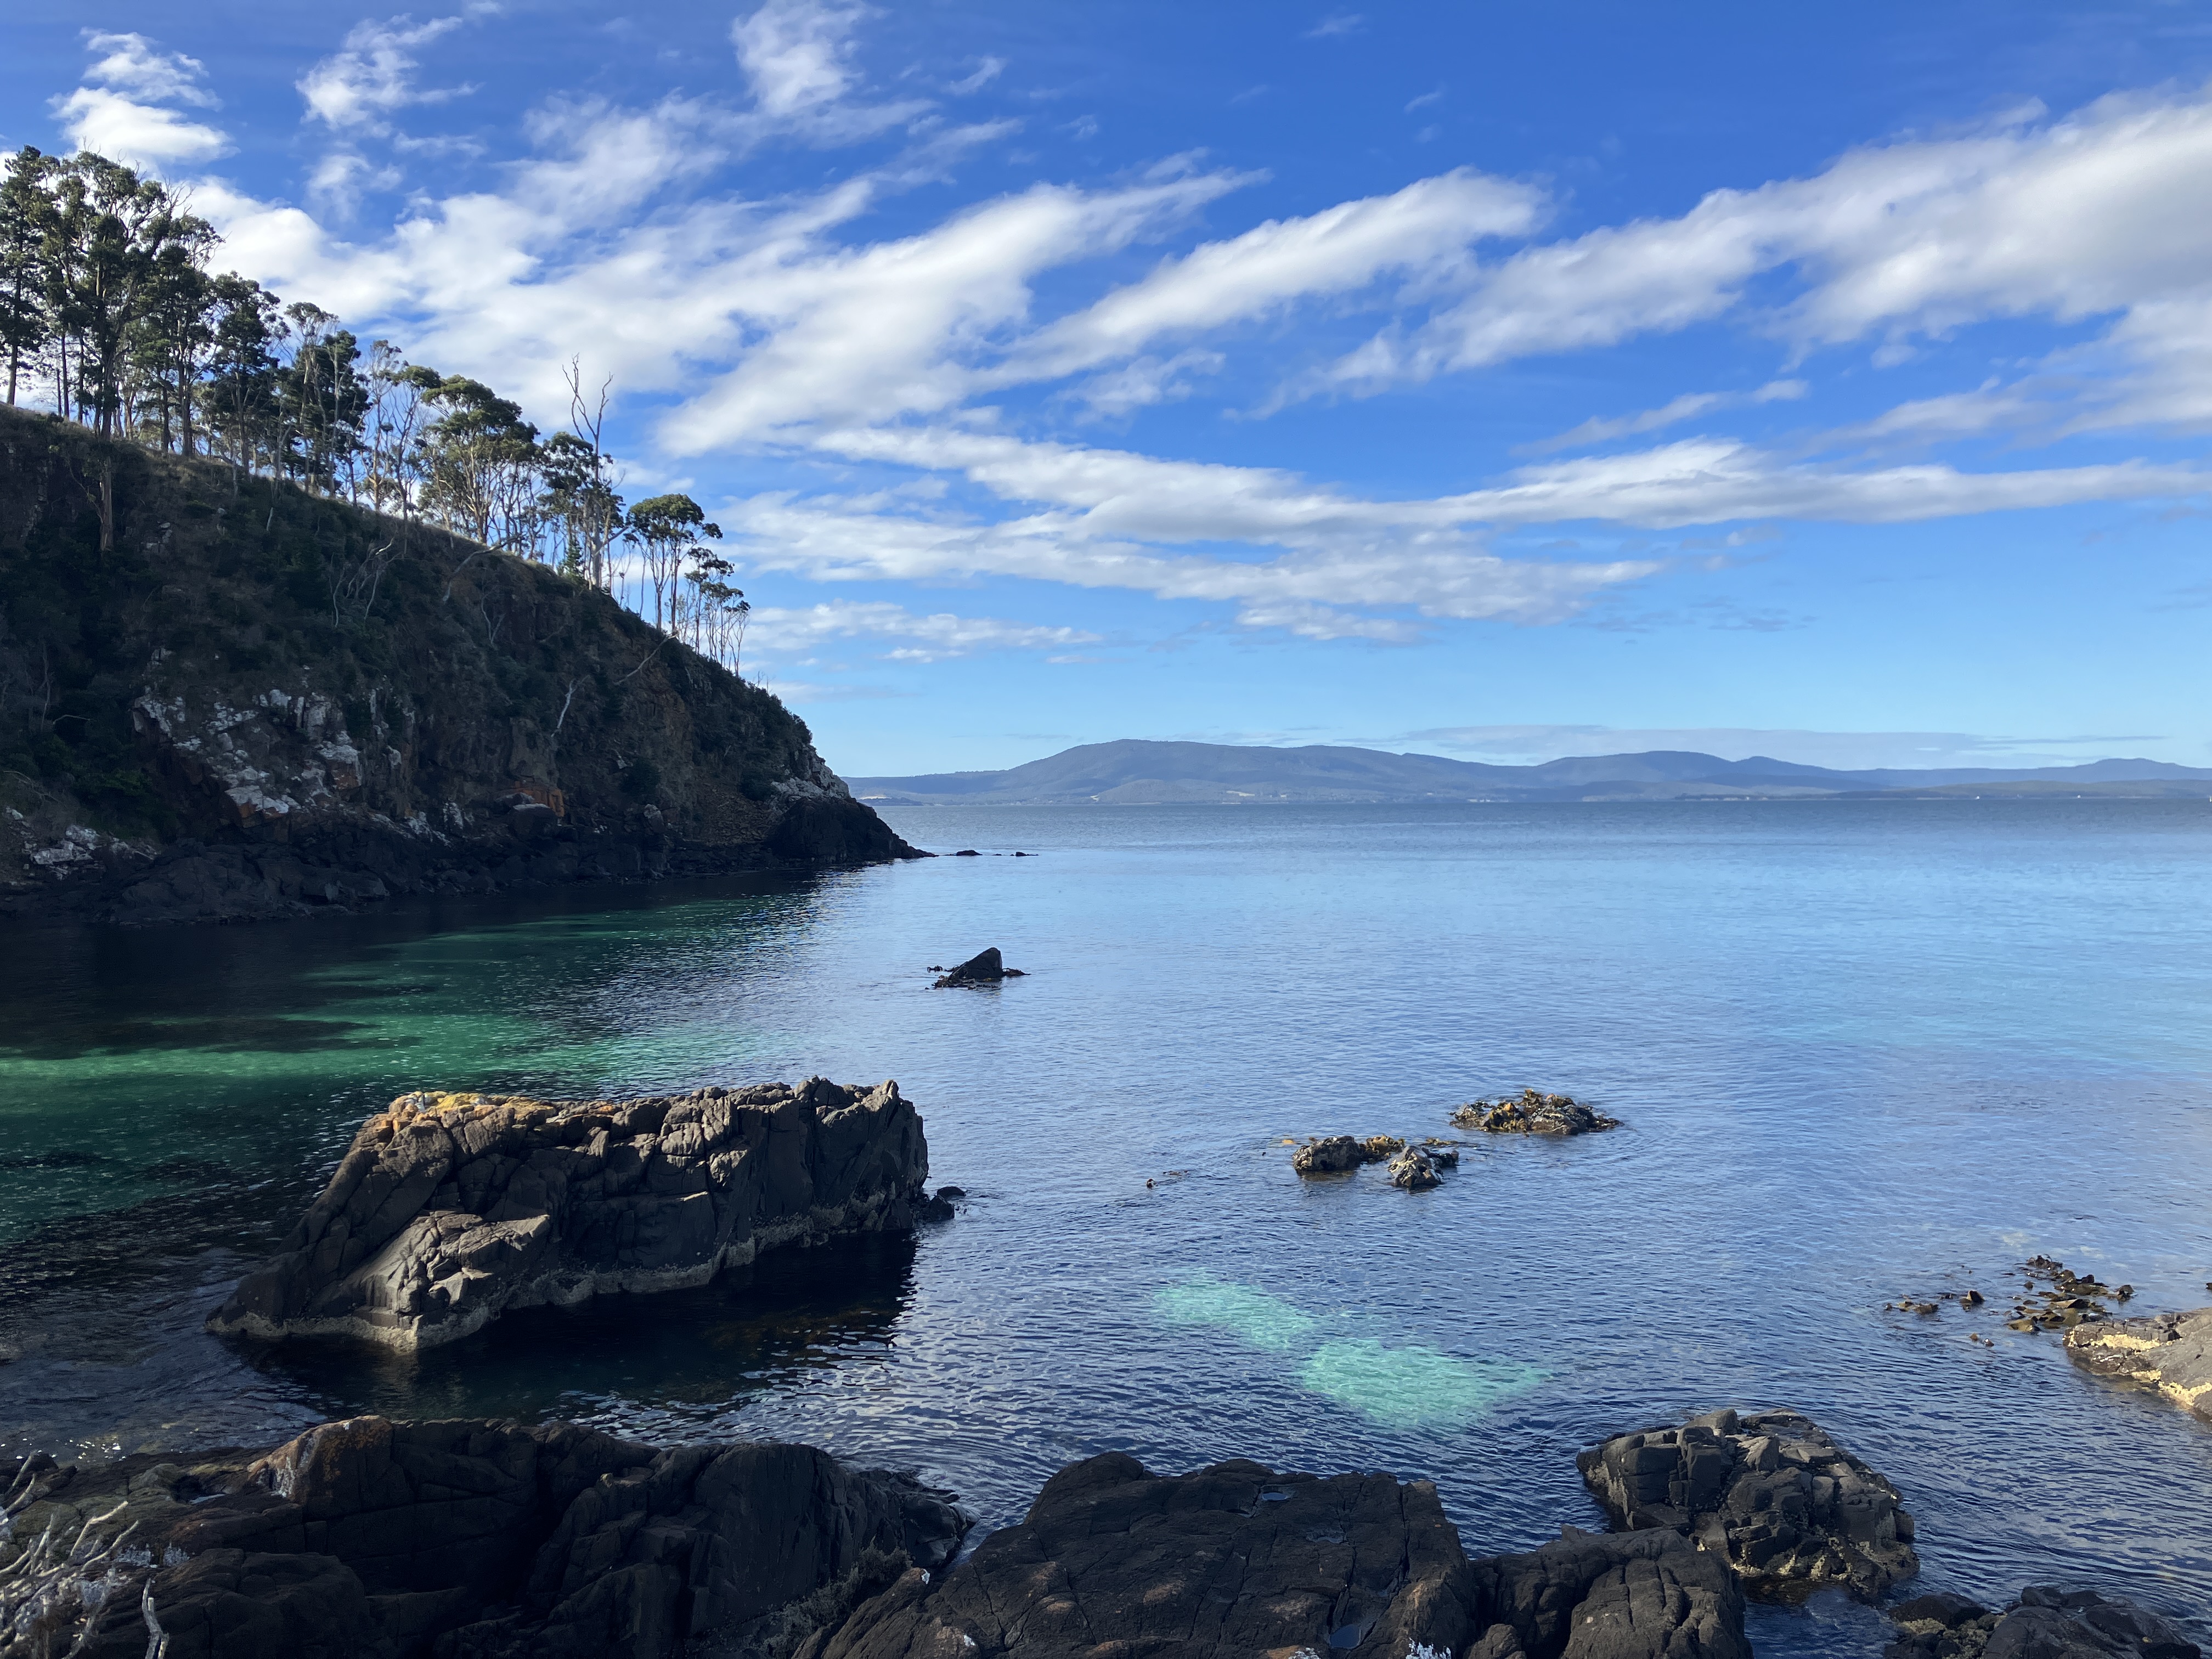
[
  {"left": 207, "top": 1079, "right": 933, "bottom": 1350},
  {"left": 2066, "top": 1306, "right": 2212, "bottom": 1423},
  {"left": 932, "top": 947, "right": 1013, "bottom": 986},
  {"left": 0, "top": 1414, "right": 966, "bottom": 1659},
  {"left": 795, "top": 1452, "right": 1747, "bottom": 1659},
  {"left": 1452, "top": 1090, "right": 1620, "bottom": 1136},
  {"left": 1887, "top": 1586, "right": 2202, "bottom": 1659},
  {"left": 1577, "top": 1408, "right": 1917, "bottom": 1600}
]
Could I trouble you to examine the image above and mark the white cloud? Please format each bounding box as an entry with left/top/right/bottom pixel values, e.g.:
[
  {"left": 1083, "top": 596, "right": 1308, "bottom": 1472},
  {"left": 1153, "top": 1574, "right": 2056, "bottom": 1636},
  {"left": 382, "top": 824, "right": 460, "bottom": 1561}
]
[
  {"left": 1526, "top": 379, "right": 1808, "bottom": 453},
  {"left": 298, "top": 15, "right": 470, "bottom": 132},
  {"left": 80, "top": 32, "right": 218, "bottom": 106},
  {"left": 749, "top": 601, "right": 1104, "bottom": 662},
  {"left": 730, "top": 0, "right": 927, "bottom": 140},
  {"left": 997, "top": 169, "right": 1543, "bottom": 387},
  {"left": 1305, "top": 12, "right": 1365, "bottom": 38},
  {"left": 950, "top": 57, "right": 1006, "bottom": 95},
  {"left": 1317, "top": 84, "right": 2212, "bottom": 410},
  {"left": 52, "top": 33, "right": 228, "bottom": 167}
]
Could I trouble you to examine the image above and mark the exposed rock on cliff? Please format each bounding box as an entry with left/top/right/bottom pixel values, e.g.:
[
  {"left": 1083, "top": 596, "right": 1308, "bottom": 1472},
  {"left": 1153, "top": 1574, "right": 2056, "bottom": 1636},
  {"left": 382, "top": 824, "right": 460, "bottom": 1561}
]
[
  {"left": 799, "top": 1452, "right": 1747, "bottom": 1659},
  {"left": 1453, "top": 1091, "right": 1619, "bottom": 1136},
  {"left": 207, "top": 1079, "right": 934, "bottom": 1350},
  {"left": 1886, "top": 1586, "right": 2201, "bottom": 1659},
  {"left": 0, "top": 408, "right": 916, "bottom": 924},
  {"left": 0, "top": 1414, "right": 967, "bottom": 1659},
  {"left": 2066, "top": 1307, "right": 2212, "bottom": 1423},
  {"left": 1577, "top": 1409, "right": 1916, "bottom": 1600}
]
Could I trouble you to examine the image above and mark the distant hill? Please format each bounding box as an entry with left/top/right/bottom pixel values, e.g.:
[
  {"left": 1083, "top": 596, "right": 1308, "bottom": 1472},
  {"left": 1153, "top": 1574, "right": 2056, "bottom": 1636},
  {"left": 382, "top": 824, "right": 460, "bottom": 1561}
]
[{"left": 849, "top": 739, "right": 2212, "bottom": 805}]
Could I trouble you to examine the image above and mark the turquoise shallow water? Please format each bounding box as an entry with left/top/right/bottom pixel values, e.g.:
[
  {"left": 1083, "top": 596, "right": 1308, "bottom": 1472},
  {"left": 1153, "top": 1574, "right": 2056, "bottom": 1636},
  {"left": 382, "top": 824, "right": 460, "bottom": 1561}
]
[{"left": 2, "top": 799, "right": 2209, "bottom": 1657}]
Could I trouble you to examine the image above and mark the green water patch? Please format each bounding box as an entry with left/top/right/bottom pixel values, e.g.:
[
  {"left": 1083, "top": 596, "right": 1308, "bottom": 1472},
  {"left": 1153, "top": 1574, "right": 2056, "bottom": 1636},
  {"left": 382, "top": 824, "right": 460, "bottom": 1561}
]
[
  {"left": 1297, "top": 1339, "right": 1545, "bottom": 1430},
  {"left": 1153, "top": 1278, "right": 1319, "bottom": 1350},
  {"left": 1152, "top": 1276, "right": 1545, "bottom": 1429}
]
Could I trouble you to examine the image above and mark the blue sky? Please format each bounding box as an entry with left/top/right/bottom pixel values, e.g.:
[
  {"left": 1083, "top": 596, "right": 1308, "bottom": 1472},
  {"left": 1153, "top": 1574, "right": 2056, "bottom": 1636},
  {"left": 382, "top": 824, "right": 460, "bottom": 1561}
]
[{"left": 8, "top": 1, "right": 2212, "bottom": 775}]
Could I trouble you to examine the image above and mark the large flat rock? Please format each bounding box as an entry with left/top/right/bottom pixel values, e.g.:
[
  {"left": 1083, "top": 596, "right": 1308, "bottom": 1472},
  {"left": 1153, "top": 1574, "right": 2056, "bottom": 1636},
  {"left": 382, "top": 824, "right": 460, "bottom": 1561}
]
[
  {"left": 0, "top": 1415, "right": 966, "bottom": 1659},
  {"left": 2066, "top": 1307, "right": 2212, "bottom": 1423},
  {"left": 207, "top": 1078, "right": 936, "bottom": 1349},
  {"left": 797, "top": 1452, "right": 1747, "bottom": 1659}
]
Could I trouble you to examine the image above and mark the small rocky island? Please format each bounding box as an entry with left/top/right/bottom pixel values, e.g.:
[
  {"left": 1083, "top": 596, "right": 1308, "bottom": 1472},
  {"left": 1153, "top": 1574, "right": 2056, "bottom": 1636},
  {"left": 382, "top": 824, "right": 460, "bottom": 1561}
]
[
  {"left": 1452, "top": 1090, "right": 1620, "bottom": 1136},
  {"left": 207, "top": 1079, "right": 942, "bottom": 1350}
]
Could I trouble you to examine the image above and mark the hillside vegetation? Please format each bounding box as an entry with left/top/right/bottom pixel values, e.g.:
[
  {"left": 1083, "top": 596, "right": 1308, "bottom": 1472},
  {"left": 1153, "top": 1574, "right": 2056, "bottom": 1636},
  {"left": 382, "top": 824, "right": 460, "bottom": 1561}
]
[{"left": 0, "top": 406, "right": 910, "bottom": 922}]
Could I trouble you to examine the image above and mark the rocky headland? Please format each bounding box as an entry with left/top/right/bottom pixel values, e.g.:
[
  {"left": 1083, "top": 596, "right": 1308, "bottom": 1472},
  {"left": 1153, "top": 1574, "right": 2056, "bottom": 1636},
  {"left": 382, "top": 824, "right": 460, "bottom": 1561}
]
[
  {"left": 1577, "top": 1409, "right": 1917, "bottom": 1600},
  {"left": 0, "top": 408, "right": 917, "bottom": 926},
  {"left": 796, "top": 1450, "right": 1748, "bottom": 1659},
  {"left": 206, "top": 1079, "right": 943, "bottom": 1350},
  {"left": 0, "top": 1414, "right": 966, "bottom": 1659},
  {"left": 2066, "top": 1306, "right": 2212, "bottom": 1424}
]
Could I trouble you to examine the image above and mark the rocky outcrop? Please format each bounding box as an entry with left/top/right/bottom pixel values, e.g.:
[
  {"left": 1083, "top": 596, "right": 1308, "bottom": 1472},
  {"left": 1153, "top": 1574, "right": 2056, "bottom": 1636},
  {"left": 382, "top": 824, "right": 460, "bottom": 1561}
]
[
  {"left": 2066, "top": 1307, "right": 2212, "bottom": 1422},
  {"left": 1577, "top": 1409, "right": 1916, "bottom": 1600},
  {"left": 797, "top": 1453, "right": 1748, "bottom": 1659},
  {"left": 0, "top": 1414, "right": 967, "bottom": 1659},
  {"left": 207, "top": 1079, "right": 936, "bottom": 1350},
  {"left": 1293, "top": 1133, "right": 1406, "bottom": 1175},
  {"left": 1390, "top": 1150, "right": 1441, "bottom": 1189},
  {"left": 0, "top": 407, "right": 917, "bottom": 926},
  {"left": 1886, "top": 1587, "right": 2202, "bottom": 1659},
  {"left": 930, "top": 948, "right": 1023, "bottom": 988},
  {"left": 1468, "top": 1525, "right": 1750, "bottom": 1659},
  {"left": 1452, "top": 1091, "right": 1619, "bottom": 1136}
]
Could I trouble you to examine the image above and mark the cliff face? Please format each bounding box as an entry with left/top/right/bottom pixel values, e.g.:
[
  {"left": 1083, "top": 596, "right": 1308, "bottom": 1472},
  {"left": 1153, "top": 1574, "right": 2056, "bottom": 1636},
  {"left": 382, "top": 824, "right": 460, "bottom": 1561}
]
[{"left": 0, "top": 407, "right": 916, "bottom": 923}]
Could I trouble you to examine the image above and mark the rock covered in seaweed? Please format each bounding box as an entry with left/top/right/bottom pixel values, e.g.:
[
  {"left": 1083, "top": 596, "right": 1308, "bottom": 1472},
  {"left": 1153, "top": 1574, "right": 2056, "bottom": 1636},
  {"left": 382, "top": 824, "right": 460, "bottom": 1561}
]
[
  {"left": 1452, "top": 1090, "right": 1619, "bottom": 1136},
  {"left": 1577, "top": 1408, "right": 1917, "bottom": 1600},
  {"left": 0, "top": 1414, "right": 966, "bottom": 1659},
  {"left": 207, "top": 1078, "right": 934, "bottom": 1350},
  {"left": 2066, "top": 1306, "right": 2212, "bottom": 1422},
  {"left": 795, "top": 1452, "right": 1748, "bottom": 1659},
  {"left": 1389, "top": 1150, "right": 1441, "bottom": 1190},
  {"left": 1291, "top": 1134, "right": 1407, "bottom": 1175},
  {"left": 1887, "top": 1586, "right": 2201, "bottom": 1659}
]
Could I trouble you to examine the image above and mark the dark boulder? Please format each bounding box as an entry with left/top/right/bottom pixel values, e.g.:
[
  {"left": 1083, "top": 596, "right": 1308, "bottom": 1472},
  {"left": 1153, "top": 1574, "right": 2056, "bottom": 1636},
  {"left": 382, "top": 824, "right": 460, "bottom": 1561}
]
[
  {"left": 2065, "top": 1307, "right": 2212, "bottom": 1423},
  {"left": 797, "top": 1454, "right": 1750, "bottom": 1659},
  {"left": 1390, "top": 1150, "right": 1441, "bottom": 1190},
  {"left": 932, "top": 949, "right": 1009, "bottom": 987},
  {"left": 1887, "top": 1587, "right": 2200, "bottom": 1659},
  {"left": 1577, "top": 1409, "right": 1916, "bottom": 1600},
  {"left": 0, "top": 1415, "right": 966, "bottom": 1659},
  {"left": 1469, "top": 1524, "right": 1750, "bottom": 1659},
  {"left": 1452, "top": 1091, "right": 1619, "bottom": 1136},
  {"left": 794, "top": 1452, "right": 1482, "bottom": 1658},
  {"left": 207, "top": 1079, "right": 934, "bottom": 1350}
]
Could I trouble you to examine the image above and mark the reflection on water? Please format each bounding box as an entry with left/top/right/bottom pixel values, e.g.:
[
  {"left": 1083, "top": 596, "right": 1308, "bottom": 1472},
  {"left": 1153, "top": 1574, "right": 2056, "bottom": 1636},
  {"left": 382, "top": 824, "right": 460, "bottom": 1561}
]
[
  {"left": 3, "top": 801, "right": 2211, "bottom": 1659},
  {"left": 245, "top": 1232, "right": 921, "bottom": 1426}
]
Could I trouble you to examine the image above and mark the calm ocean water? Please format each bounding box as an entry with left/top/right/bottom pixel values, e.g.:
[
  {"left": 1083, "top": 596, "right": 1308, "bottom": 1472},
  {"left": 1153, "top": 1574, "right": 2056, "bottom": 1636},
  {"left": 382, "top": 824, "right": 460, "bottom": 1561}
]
[{"left": 2, "top": 799, "right": 2208, "bottom": 1656}]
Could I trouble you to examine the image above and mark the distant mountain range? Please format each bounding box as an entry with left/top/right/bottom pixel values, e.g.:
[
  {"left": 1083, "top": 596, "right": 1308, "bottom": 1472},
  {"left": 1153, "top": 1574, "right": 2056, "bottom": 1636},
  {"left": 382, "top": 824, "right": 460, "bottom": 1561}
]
[{"left": 848, "top": 740, "right": 2212, "bottom": 804}]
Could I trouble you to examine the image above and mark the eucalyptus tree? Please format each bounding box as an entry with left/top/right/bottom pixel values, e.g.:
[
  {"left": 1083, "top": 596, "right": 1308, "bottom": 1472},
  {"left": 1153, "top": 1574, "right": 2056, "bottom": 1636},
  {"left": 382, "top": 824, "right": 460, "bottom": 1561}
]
[
  {"left": 200, "top": 273, "right": 284, "bottom": 474},
  {"left": 279, "top": 302, "right": 367, "bottom": 494},
  {"left": 625, "top": 494, "right": 721, "bottom": 632},
  {"left": 409, "top": 369, "right": 543, "bottom": 548},
  {"left": 0, "top": 147, "right": 57, "bottom": 407}
]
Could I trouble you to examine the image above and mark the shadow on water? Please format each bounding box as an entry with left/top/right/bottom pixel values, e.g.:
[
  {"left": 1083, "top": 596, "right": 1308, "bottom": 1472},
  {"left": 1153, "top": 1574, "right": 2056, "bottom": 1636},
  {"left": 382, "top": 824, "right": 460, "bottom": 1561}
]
[{"left": 236, "top": 1232, "right": 922, "bottom": 1428}]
